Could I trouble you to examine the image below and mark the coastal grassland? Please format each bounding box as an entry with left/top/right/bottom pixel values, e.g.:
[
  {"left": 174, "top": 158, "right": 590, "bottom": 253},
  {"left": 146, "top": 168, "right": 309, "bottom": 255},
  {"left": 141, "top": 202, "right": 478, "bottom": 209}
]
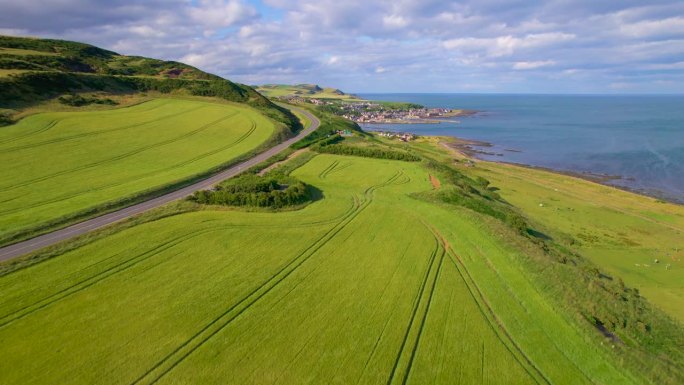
[
  {"left": 0, "top": 153, "right": 662, "bottom": 385},
  {"left": 0, "top": 97, "right": 275, "bottom": 245},
  {"left": 465, "top": 159, "right": 684, "bottom": 322},
  {"left": 256, "top": 84, "right": 360, "bottom": 100}
]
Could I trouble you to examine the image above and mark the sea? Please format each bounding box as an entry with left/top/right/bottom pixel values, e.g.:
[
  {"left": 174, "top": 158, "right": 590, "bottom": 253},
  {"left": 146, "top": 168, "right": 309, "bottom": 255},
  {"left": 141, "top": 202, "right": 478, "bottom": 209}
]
[{"left": 358, "top": 94, "right": 684, "bottom": 203}]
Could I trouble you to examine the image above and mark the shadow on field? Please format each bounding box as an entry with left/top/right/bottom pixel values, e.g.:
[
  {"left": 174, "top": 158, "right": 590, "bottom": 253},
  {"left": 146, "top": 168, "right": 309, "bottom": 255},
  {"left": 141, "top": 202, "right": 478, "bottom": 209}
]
[
  {"left": 307, "top": 184, "right": 325, "bottom": 203},
  {"left": 527, "top": 228, "right": 553, "bottom": 241}
]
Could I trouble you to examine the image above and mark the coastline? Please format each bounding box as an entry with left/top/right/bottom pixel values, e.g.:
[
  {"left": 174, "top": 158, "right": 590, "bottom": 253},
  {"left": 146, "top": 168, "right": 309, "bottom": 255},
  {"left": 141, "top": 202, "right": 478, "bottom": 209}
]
[
  {"left": 439, "top": 136, "right": 683, "bottom": 205},
  {"left": 353, "top": 108, "right": 477, "bottom": 125}
]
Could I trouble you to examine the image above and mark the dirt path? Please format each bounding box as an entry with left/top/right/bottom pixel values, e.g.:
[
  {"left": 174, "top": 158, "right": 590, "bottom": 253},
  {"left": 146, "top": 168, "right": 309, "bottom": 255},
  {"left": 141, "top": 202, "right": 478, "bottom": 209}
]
[{"left": 429, "top": 174, "right": 441, "bottom": 189}]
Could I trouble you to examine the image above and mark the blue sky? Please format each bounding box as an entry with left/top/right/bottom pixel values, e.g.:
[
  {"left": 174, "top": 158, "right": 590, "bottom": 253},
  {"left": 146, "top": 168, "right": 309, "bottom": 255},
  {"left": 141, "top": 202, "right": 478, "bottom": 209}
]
[{"left": 1, "top": 0, "right": 683, "bottom": 93}]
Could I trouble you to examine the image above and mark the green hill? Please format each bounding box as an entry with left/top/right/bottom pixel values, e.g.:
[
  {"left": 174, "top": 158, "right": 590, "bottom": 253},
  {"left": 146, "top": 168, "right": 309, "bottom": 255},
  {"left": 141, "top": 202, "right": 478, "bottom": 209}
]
[
  {"left": 0, "top": 35, "right": 300, "bottom": 132},
  {"left": 0, "top": 35, "right": 305, "bottom": 246},
  {"left": 256, "top": 83, "right": 361, "bottom": 100}
]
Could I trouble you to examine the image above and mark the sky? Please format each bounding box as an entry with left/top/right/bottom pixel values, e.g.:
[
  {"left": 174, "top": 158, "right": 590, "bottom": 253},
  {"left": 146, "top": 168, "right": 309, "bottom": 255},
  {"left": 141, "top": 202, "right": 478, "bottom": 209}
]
[{"left": 1, "top": 0, "right": 683, "bottom": 93}]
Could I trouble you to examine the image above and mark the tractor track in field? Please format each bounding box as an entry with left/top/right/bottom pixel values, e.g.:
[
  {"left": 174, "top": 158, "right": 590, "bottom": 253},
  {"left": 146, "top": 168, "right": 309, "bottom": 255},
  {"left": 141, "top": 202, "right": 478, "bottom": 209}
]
[
  {"left": 0, "top": 99, "right": 169, "bottom": 147},
  {"left": 428, "top": 227, "right": 552, "bottom": 385},
  {"left": 0, "top": 120, "right": 58, "bottom": 145},
  {"left": 318, "top": 160, "right": 339, "bottom": 179},
  {"left": 0, "top": 104, "right": 319, "bottom": 262},
  {"left": 0, "top": 103, "right": 205, "bottom": 154},
  {"left": 0, "top": 117, "right": 256, "bottom": 216},
  {"left": 0, "top": 226, "right": 229, "bottom": 328},
  {"left": 399, "top": 241, "right": 444, "bottom": 385},
  {"left": 355, "top": 242, "right": 415, "bottom": 385},
  {"left": 0, "top": 193, "right": 358, "bottom": 312},
  {"left": 470, "top": 237, "right": 605, "bottom": 384},
  {"left": 385, "top": 234, "right": 444, "bottom": 385},
  {"left": 0, "top": 111, "right": 241, "bottom": 192},
  {"left": 130, "top": 171, "right": 404, "bottom": 385},
  {"left": 0, "top": 192, "right": 360, "bottom": 328},
  {"left": 326, "top": 161, "right": 352, "bottom": 176}
]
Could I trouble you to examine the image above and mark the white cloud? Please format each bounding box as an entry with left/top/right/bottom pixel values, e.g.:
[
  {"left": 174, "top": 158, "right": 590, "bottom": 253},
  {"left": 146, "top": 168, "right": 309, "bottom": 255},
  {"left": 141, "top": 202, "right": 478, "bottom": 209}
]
[
  {"left": 513, "top": 60, "right": 556, "bottom": 70},
  {"left": 383, "top": 14, "right": 409, "bottom": 29},
  {"left": 128, "top": 25, "right": 165, "bottom": 38},
  {"left": 443, "top": 33, "right": 575, "bottom": 57},
  {"left": 188, "top": 0, "right": 257, "bottom": 31},
  {"left": 180, "top": 53, "right": 209, "bottom": 67},
  {"left": 619, "top": 16, "right": 684, "bottom": 38},
  {"left": 1, "top": 0, "right": 683, "bottom": 92}
]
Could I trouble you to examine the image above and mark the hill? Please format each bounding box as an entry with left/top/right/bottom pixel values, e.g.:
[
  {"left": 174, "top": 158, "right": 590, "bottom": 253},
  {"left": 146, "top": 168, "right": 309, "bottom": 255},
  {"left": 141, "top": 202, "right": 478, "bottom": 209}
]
[
  {"left": 256, "top": 83, "right": 361, "bottom": 100},
  {"left": 0, "top": 35, "right": 306, "bottom": 246},
  {"left": 0, "top": 35, "right": 300, "bottom": 132}
]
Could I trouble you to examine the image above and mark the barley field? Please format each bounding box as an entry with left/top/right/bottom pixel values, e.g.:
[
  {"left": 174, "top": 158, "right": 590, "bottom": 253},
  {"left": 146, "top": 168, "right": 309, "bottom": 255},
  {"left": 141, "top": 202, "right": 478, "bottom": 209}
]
[
  {"left": 0, "top": 154, "right": 636, "bottom": 385},
  {"left": 0, "top": 98, "right": 274, "bottom": 241}
]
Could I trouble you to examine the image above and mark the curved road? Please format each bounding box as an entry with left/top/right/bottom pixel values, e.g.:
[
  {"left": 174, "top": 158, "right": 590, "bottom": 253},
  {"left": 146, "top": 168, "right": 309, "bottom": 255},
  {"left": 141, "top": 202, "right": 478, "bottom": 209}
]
[{"left": 0, "top": 104, "right": 319, "bottom": 262}]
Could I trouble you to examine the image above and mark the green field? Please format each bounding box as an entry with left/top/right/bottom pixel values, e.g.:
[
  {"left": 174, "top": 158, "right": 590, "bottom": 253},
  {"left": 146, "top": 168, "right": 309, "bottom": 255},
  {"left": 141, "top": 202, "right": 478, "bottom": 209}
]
[
  {"left": 0, "top": 154, "right": 645, "bottom": 385},
  {"left": 257, "top": 84, "right": 361, "bottom": 100},
  {"left": 0, "top": 98, "right": 274, "bottom": 242},
  {"left": 465, "top": 159, "right": 684, "bottom": 322},
  {"left": 0, "top": 47, "right": 59, "bottom": 56}
]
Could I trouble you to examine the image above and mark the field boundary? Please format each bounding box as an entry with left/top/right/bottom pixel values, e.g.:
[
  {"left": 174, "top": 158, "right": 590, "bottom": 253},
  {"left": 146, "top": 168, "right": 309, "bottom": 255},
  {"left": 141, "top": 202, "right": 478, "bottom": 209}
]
[
  {"left": 0, "top": 104, "right": 319, "bottom": 257},
  {"left": 421, "top": 224, "right": 552, "bottom": 385},
  {"left": 131, "top": 170, "right": 404, "bottom": 385}
]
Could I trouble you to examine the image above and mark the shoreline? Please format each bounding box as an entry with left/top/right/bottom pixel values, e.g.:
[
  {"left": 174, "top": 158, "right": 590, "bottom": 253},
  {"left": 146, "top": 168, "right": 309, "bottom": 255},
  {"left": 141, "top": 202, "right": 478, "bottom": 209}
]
[
  {"left": 354, "top": 109, "right": 477, "bottom": 125},
  {"left": 440, "top": 137, "right": 683, "bottom": 205}
]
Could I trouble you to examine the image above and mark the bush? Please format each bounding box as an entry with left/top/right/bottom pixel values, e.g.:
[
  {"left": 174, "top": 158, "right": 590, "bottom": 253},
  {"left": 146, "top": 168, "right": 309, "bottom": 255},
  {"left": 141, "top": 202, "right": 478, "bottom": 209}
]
[
  {"left": 189, "top": 174, "right": 312, "bottom": 209},
  {"left": 58, "top": 94, "right": 118, "bottom": 107},
  {"left": 0, "top": 112, "right": 13, "bottom": 127}
]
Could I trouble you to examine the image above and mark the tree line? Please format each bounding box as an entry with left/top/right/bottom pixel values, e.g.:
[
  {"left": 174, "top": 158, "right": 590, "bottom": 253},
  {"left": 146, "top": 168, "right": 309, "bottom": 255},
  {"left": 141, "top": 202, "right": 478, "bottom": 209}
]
[{"left": 313, "top": 141, "right": 421, "bottom": 162}]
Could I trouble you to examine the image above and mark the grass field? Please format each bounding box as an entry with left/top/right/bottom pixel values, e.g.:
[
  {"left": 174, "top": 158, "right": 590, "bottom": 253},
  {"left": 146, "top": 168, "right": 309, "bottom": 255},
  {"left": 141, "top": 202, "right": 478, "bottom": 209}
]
[
  {"left": 464, "top": 159, "right": 684, "bottom": 322},
  {"left": 0, "top": 47, "right": 59, "bottom": 56},
  {"left": 0, "top": 154, "right": 642, "bottom": 385},
  {"left": 256, "top": 84, "right": 360, "bottom": 100},
  {"left": 0, "top": 98, "right": 275, "bottom": 242}
]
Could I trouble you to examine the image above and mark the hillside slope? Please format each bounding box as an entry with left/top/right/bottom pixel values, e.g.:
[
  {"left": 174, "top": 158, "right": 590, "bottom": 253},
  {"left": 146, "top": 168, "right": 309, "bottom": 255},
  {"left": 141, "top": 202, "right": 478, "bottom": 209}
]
[
  {"left": 0, "top": 35, "right": 300, "bottom": 132},
  {"left": 0, "top": 35, "right": 305, "bottom": 246},
  {"left": 256, "top": 83, "right": 361, "bottom": 100}
]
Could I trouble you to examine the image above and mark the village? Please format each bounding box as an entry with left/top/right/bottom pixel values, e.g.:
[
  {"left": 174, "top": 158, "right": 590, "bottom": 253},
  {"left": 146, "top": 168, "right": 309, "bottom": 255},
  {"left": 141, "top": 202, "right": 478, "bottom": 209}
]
[
  {"left": 278, "top": 95, "right": 467, "bottom": 124},
  {"left": 336, "top": 103, "right": 463, "bottom": 124},
  {"left": 375, "top": 131, "right": 416, "bottom": 142}
]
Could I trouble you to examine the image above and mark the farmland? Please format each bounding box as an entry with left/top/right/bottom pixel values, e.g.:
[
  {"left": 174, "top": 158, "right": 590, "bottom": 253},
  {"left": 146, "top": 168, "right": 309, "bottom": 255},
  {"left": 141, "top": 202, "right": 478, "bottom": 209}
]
[
  {"left": 0, "top": 98, "right": 275, "bottom": 243},
  {"left": 0, "top": 153, "right": 652, "bottom": 385},
  {"left": 464, "top": 158, "right": 684, "bottom": 322},
  {"left": 256, "top": 84, "right": 361, "bottom": 100}
]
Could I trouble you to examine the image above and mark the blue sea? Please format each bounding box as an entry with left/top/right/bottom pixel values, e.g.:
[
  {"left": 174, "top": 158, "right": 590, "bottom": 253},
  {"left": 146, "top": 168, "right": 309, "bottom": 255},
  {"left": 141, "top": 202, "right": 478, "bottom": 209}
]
[{"left": 358, "top": 94, "right": 684, "bottom": 203}]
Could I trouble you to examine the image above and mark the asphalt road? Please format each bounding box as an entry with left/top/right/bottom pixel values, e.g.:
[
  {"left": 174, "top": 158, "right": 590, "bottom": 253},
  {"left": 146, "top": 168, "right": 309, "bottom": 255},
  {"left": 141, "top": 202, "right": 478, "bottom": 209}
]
[{"left": 0, "top": 104, "right": 319, "bottom": 262}]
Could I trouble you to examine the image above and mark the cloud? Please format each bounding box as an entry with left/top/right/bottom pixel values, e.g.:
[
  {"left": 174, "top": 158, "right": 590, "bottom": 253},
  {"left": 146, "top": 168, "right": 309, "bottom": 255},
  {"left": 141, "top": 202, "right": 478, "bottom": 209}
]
[
  {"left": 619, "top": 16, "right": 684, "bottom": 38},
  {"left": 188, "top": 0, "right": 258, "bottom": 31},
  {"left": 383, "top": 14, "right": 409, "bottom": 29},
  {"left": 513, "top": 60, "right": 556, "bottom": 70},
  {"left": 0, "top": 0, "right": 682, "bottom": 93},
  {"left": 444, "top": 33, "right": 575, "bottom": 58}
]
